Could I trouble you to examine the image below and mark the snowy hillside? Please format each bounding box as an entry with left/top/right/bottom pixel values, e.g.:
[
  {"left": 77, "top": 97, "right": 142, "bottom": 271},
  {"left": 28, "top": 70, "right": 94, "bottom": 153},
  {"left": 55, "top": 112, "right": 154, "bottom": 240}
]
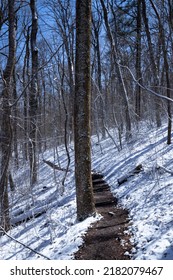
[{"left": 1, "top": 122, "right": 173, "bottom": 260}]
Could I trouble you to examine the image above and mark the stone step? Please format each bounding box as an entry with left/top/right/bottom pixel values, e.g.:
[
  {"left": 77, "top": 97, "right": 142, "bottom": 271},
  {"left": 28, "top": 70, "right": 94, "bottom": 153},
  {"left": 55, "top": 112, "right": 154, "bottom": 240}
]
[
  {"left": 92, "top": 180, "right": 107, "bottom": 187},
  {"left": 95, "top": 200, "right": 115, "bottom": 207},
  {"left": 93, "top": 187, "right": 109, "bottom": 193},
  {"left": 92, "top": 173, "right": 104, "bottom": 180},
  {"left": 93, "top": 181, "right": 108, "bottom": 187},
  {"left": 93, "top": 185, "right": 108, "bottom": 191},
  {"left": 92, "top": 178, "right": 105, "bottom": 183},
  {"left": 92, "top": 172, "right": 115, "bottom": 208},
  {"left": 93, "top": 184, "right": 109, "bottom": 190}
]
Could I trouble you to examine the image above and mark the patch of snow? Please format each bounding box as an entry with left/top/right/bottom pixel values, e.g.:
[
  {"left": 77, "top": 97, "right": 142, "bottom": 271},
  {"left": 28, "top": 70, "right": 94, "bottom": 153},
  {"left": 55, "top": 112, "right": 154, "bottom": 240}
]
[{"left": 1, "top": 122, "right": 173, "bottom": 260}]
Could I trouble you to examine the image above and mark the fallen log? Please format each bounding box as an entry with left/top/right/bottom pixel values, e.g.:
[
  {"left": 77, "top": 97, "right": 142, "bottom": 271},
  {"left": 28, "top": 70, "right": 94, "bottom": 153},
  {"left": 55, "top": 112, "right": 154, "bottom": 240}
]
[
  {"left": 117, "top": 164, "right": 143, "bottom": 185},
  {"left": 43, "top": 159, "right": 70, "bottom": 172}
]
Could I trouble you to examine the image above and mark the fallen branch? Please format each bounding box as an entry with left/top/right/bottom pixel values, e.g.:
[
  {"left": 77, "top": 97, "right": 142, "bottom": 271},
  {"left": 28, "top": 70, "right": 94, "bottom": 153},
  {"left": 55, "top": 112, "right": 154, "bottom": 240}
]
[
  {"left": 43, "top": 159, "right": 70, "bottom": 172},
  {"left": 156, "top": 164, "right": 173, "bottom": 175},
  {"left": 0, "top": 226, "right": 51, "bottom": 260},
  {"left": 11, "top": 196, "right": 58, "bottom": 227},
  {"left": 117, "top": 164, "right": 143, "bottom": 185}
]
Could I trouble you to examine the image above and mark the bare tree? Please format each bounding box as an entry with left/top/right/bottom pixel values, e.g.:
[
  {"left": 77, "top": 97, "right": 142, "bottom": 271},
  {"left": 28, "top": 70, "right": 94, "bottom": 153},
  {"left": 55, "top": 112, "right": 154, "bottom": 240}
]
[
  {"left": 135, "top": 0, "right": 142, "bottom": 121},
  {"left": 142, "top": 0, "right": 162, "bottom": 127},
  {"left": 92, "top": 3, "right": 106, "bottom": 139},
  {"left": 29, "top": 0, "right": 38, "bottom": 184},
  {"left": 45, "top": 0, "right": 75, "bottom": 141},
  {"left": 74, "top": 0, "right": 95, "bottom": 221},
  {"left": 0, "top": 0, "right": 16, "bottom": 232},
  {"left": 100, "top": 0, "right": 132, "bottom": 140},
  {"left": 149, "top": 0, "right": 172, "bottom": 144}
]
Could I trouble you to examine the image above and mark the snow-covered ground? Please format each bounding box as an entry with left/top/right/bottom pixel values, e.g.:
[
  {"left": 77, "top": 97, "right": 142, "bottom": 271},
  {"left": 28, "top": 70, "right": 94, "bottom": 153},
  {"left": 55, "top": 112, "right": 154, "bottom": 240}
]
[{"left": 1, "top": 122, "right": 173, "bottom": 260}]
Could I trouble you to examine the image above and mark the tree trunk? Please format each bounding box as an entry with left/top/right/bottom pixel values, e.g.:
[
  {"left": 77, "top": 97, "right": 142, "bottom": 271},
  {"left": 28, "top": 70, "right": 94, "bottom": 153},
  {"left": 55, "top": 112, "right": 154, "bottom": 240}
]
[
  {"left": 74, "top": 0, "right": 95, "bottom": 221},
  {"left": 149, "top": 0, "right": 172, "bottom": 144},
  {"left": 0, "top": 0, "right": 16, "bottom": 232},
  {"left": 23, "top": 26, "right": 30, "bottom": 161},
  {"left": 29, "top": 0, "right": 38, "bottom": 185},
  {"left": 100, "top": 0, "right": 132, "bottom": 140},
  {"left": 93, "top": 18, "right": 106, "bottom": 139},
  {"left": 135, "top": 0, "right": 142, "bottom": 121},
  {"left": 12, "top": 66, "right": 19, "bottom": 168},
  {"left": 142, "top": 0, "right": 162, "bottom": 127}
]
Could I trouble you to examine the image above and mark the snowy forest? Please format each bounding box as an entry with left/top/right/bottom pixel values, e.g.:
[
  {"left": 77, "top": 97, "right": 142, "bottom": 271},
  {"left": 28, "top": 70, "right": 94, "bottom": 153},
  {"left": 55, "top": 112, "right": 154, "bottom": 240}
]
[{"left": 1, "top": 0, "right": 173, "bottom": 260}]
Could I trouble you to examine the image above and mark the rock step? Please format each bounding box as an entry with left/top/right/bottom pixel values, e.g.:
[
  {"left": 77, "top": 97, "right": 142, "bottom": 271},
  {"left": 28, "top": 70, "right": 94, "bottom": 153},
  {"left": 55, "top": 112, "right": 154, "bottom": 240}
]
[
  {"left": 92, "top": 173, "right": 109, "bottom": 193},
  {"left": 95, "top": 200, "right": 115, "bottom": 207},
  {"left": 92, "top": 178, "right": 106, "bottom": 183},
  {"left": 75, "top": 171, "right": 132, "bottom": 260},
  {"left": 92, "top": 181, "right": 107, "bottom": 185},
  {"left": 93, "top": 182, "right": 109, "bottom": 188},
  {"left": 92, "top": 172, "right": 115, "bottom": 207},
  {"left": 93, "top": 184, "right": 109, "bottom": 190},
  {"left": 93, "top": 187, "right": 109, "bottom": 193},
  {"left": 92, "top": 173, "right": 104, "bottom": 180}
]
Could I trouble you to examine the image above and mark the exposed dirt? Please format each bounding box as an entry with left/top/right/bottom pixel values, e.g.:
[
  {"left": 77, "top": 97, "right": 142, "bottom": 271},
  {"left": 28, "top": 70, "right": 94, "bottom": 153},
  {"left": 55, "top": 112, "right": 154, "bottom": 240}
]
[{"left": 74, "top": 173, "right": 133, "bottom": 260}]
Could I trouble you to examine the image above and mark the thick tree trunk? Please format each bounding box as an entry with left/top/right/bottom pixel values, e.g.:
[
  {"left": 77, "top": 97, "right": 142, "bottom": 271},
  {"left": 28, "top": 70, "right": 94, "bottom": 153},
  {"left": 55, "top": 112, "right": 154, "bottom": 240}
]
[{"left": 74, "top": 0, "right": 95, "bottom": 221}]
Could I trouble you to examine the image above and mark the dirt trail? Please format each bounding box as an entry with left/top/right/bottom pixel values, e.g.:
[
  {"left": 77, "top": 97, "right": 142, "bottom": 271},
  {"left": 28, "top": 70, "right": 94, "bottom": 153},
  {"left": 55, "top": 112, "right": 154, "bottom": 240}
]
[{"left": 74, "top": 173, "right": 132, "bottom": 260}]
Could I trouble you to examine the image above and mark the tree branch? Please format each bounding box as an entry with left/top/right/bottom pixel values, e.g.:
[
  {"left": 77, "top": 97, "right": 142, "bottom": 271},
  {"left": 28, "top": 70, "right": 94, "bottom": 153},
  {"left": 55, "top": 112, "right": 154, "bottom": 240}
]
[
  {"left": 0, "top": 226, "right": 51, "bottom": 260},
  {"left": 9, "top": 44, "right": 63, "bottom": 108},
  {"left": 43, "top": 159, "right": 71, "bottom": 172},
  {"left": 120, "top": 63, "right": 173, "bottom": 103}
]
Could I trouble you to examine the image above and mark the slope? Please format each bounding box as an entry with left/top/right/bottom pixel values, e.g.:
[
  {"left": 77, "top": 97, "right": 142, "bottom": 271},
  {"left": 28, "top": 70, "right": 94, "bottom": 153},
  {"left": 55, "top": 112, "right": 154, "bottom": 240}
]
[{"left": 0, "top": 122, "right": 173, "bottom": 260}]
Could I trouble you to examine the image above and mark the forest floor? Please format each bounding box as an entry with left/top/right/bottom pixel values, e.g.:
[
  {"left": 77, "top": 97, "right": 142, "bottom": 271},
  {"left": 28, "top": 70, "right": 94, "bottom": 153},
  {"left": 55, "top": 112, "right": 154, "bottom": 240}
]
[{"left": 74, "top": 172, "right": 132, "bottom": 260}]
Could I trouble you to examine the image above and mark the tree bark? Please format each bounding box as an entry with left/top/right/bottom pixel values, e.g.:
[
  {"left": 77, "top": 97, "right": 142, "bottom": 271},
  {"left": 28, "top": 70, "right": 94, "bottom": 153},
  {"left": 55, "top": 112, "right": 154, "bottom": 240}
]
[
  {"left": 149, "top": 0, "right": 172, "bottom": 144},
  {"left": 142, "top": 0, "right": 161, "bottom": 127},
  {"left": 29, "top": 0, "right": 38, "bottom": 185},
  {"left": 92, "top": 16, "right": 106, "bottom": 139},
  {"left": 135, "top": 0, "right": 142, "bottom": 121},
  {"left": 0, "top": 0, "right": 16, "bottom": 232},
  {"left": 74, "top": 0, "right": 95, "bottom": 221},
  {"left": 12, "top": 65, "right": 19, "bottom": 168},
  {"left": 23, "top": 26, "right": 30, "bottom": 161}
]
